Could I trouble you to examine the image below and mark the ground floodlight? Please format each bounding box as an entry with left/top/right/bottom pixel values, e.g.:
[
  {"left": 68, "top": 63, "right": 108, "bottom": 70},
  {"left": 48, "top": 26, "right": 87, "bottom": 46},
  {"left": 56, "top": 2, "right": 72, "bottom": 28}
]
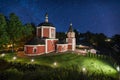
[
  {"left": 82, "top": 67, "right": 86, "bottom": 72},
  {"left": 117, "top": 66, "right": 120, "bottom": 71},
  {"left": 31, "top": 59, "right": 34, "bottom": 62},
  {"left": 13, "top": 56, "right": 17, "bottom": 60},
  {"left": 1, "top": 53, "right": 5, "bottom": 57},
  {"left": 54, "top": 62, "right": 57, "bottom": 66}
]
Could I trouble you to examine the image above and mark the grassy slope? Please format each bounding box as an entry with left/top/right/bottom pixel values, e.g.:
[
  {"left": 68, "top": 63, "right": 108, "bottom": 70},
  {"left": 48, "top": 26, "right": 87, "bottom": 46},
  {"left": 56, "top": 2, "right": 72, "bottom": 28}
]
[{"left": 2, "top": 52, "right": 118, "bottom": 77}]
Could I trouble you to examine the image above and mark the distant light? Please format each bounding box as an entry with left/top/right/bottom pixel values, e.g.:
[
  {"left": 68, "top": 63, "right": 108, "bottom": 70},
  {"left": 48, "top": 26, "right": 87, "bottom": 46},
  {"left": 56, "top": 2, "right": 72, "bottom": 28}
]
[
  {"left": 1, "top": 53, "right": 5, "bottom": 57},
  {"left": 117, "top": 66, "right": 120, "bottom": 72},
  {"left": 31, "top": 59, "right": 34, "bottom": 62},
  {"left": 54, "top": 62, "right": 57, "bottom": 66},
  {"left": 82, "top": 67, "right": 86, "bottom": 72},
  {"left": 7, "top": 44, "right": 12, "bottom": 48},
  {"left": 79, "top": 45, "right": 82, "bottom": 47},
  {"left": 105, "top": 39, "right": 111, "bottom": 42},
  {"left": 13, "top": 56, "right": 17, "bottom": 60}
]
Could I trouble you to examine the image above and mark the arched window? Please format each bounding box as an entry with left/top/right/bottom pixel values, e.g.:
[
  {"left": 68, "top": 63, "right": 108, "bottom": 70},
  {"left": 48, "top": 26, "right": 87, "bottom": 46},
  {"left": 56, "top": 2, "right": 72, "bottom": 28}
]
[
  {"left": 51, "top": 30, "right": 54, "bottom": 38},
  {"left": 33, "top": 47, "right": 37, "bottom": 53}
]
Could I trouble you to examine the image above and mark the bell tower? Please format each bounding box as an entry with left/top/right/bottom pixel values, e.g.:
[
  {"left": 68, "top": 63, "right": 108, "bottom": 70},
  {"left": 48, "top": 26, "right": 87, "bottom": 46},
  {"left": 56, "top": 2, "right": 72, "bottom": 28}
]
[{"left": 66, "top": 23, "right": 76, "bottom": 51}]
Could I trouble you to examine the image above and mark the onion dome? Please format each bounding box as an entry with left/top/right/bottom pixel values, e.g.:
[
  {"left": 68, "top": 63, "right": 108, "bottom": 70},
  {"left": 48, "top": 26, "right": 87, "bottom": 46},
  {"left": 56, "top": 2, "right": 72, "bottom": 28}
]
[{"left": 38, "top": 13, "right": 55, "bottom": 27}]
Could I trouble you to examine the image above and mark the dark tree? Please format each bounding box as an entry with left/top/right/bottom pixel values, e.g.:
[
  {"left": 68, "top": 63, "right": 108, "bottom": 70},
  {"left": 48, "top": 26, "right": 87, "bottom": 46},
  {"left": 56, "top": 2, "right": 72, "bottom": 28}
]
[
  {"left": 0, "top": 13, "right": 9, "bottom": 49},
  {"left": 74, "top": 29, "right": 80, "bottom": 43},
  {"left": 7, "top": 13, "right": 23, "bottom": 52},
  {"left": 21, "top": 23, "right": 34, "bottom": 44},
  {"left": 56, "top": 32, "right": 66, "bottom": 39}
]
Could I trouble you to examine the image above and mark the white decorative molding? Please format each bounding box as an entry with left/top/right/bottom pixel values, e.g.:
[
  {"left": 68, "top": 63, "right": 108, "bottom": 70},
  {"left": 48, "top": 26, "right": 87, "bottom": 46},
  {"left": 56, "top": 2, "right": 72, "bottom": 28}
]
[
  {"left": 41, "top": 26, "right": 55, "bottom": 29},
  {"left": 54, "top": 28, "right": 56, "bottom": 38},
  {"left": 24, "top": 46, "right": 26, "bottom": 52},
  {"left": 72, "top": 38, "right": 76, "bottom": 51},
  {"left": 25, "top": 45, "right": 45, "bottom": 47},
  {"left": 50, "top": 27, "right": 56, "bottom": 38},
  {"left": 66, "top": 38, "right": 68, "bottom": 42},
  {"left": 47, "top": 50, "right": 55, "bottom": 53},
  {"left": 25, "top": 53, "right": 44, "bottom": 56},
  {"left": 49, "top": 27, "right": 51, "bottom": 38},
  {"left": 41, "top": 27, "right": 43, "bottom": 37},
  {"left": 72, "top": 39, "right": 74, "bottom": 51},
  {"left": 45, "top": 39, "right": 48, "bottom": 53},
  {"left": 46, "top": 38, "right": 58, "bottom": 40}
]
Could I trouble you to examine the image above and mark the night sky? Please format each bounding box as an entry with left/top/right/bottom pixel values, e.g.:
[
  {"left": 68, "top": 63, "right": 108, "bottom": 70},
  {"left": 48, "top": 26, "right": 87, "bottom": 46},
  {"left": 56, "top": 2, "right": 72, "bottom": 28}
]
[{"left": 0, "top": 0, "right": 120, "bottom": 37}]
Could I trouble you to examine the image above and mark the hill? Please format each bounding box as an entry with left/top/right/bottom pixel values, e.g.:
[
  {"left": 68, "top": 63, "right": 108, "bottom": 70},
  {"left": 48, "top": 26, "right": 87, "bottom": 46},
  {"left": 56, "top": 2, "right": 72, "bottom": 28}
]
[{"left": 0, "top": 52, "right": 119, "bottom": 80}]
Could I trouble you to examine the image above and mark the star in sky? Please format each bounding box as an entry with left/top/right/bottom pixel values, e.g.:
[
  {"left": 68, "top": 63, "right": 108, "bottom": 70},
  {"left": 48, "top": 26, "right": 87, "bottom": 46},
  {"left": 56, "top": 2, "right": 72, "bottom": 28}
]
[{"left": 0, "top": 0, "right": 120, "bottom": 37}]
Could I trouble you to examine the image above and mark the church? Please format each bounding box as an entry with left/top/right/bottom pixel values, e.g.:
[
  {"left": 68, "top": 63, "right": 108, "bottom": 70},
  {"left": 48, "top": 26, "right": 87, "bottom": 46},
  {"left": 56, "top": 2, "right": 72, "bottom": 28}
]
[{"left": 24, "top": 13, "right": 76, "bottom": 56}]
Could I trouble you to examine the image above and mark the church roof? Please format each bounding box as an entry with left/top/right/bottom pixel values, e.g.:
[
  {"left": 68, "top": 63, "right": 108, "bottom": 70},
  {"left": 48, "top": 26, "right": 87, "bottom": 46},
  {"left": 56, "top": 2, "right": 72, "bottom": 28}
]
[
  {"left": 38, "top": 13, "right": 55, "bottom": 27},
  {"left": 68, "top": 23, "right": 74, "bottom": 32},
  {"left": 26, "top": 37, "right": 45, "bottom": 45},
  {"left": 38, "top": 22, "right": 55, "bottom": 27}
]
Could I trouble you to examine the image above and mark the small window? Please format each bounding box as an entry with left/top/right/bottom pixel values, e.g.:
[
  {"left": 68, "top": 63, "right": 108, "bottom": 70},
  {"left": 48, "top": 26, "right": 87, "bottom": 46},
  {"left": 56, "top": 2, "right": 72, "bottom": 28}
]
[
  {"left": 33, "top": 47, "right": 37, "bottom": 53},
  {"left": 51, "top": 30, "right": 54, "bottom": 38}
]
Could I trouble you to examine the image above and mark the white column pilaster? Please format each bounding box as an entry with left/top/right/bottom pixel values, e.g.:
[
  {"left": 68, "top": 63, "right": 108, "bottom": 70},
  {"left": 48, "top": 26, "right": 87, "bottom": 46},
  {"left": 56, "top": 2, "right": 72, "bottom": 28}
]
[
  {"left": 54, "top": 28, "right": 56, "bottom": 38},
  {"left": 45, "top": 39, "right": 48, "bottom": 53},
  {"left": 41, "top": 27, "right": 43, "bottom": 38},
  {"left": 49, "top": 28, "right": 51, "bottom": 38}
]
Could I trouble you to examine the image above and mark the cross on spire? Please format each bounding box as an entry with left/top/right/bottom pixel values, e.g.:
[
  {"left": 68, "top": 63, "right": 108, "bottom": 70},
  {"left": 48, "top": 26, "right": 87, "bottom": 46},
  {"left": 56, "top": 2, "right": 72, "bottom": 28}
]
[
  {"left": 68, "top": 22, "right": 73, "bottom": 32},
  {"left": 45, "top": 13, "right": 48, "bottom": 22}
]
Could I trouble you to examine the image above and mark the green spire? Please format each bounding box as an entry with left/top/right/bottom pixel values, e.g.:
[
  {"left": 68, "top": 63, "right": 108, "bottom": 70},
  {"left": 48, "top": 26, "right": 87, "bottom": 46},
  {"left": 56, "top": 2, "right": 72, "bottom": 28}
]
[{"left": 68, "top": 22, "right": 73, "bottom": 32}]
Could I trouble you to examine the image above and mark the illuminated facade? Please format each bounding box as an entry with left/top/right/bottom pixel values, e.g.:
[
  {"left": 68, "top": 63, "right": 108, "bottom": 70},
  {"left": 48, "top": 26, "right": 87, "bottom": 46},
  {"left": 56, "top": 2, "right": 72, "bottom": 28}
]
[{"left": 24, "top": 13, "right": 76, "bottom": 56}]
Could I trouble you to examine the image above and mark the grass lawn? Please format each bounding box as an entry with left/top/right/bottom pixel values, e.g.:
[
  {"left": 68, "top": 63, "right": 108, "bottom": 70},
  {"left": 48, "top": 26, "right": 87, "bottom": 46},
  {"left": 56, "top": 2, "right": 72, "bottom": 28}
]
[{"left": 1, "top": 52, "right": 118, "bottom": 78}]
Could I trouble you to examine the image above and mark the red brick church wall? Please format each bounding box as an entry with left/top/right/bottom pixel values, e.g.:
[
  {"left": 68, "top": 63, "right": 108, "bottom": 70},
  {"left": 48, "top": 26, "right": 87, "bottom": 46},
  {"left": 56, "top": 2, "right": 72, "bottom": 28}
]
[
  {"left": 47, "top": 39, "right": 58, "bottom": 53},
  {"left": 57, "top": 44, "right": 68, "bottom": 52},
  {"left": 68, "top": 45, "right": 72, "bottom": 50},
  {"left": 26, "top": 46, "right": 33, "bottom": 54},
  {"left": 36, "top": 46, "right": 45, "bottom": 54},
  {"left": 25, "top": 45, "right": 45, "bottom": 55},
  {"left": 47, "top": 40, "right": 55, "bottom": 52},
  {"left": 57, "top": 46, "right": 62, "bottom": 51},
  {"left": 43, "top": 28, "right": 49, "bottom": 38}
]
